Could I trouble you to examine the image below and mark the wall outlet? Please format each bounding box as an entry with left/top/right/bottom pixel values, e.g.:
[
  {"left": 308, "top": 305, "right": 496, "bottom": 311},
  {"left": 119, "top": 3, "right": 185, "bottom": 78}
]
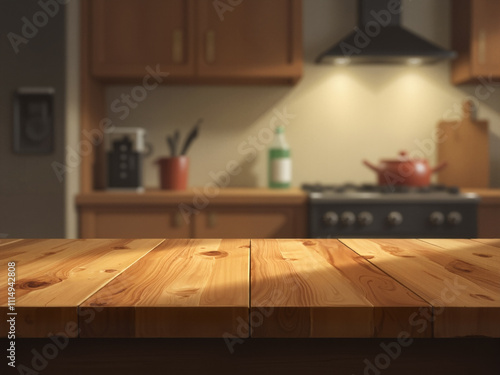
[{"left": 13, "top": 87, "right": 55, "bottom": 154}]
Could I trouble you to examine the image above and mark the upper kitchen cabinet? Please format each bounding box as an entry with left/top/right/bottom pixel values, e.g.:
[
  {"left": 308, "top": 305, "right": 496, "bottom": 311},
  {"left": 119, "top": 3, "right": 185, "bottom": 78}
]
[
  {"left": 90, "top": 0, "right": 195, "bottom": 78},
  {"left": 195, "top": 0, "right": 302, "bottom": 83},
  {"left": 87, "top": 0, "right": 303, "bottom": 84},
  {"left": 451, "top": 0, "right": 500, "bottom": 84}
]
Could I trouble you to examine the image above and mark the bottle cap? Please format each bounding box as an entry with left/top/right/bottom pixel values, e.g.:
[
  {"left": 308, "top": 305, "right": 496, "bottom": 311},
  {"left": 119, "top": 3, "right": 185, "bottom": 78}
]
[{"left": 276, "top": 126, "right": 285, "bottom": 134}]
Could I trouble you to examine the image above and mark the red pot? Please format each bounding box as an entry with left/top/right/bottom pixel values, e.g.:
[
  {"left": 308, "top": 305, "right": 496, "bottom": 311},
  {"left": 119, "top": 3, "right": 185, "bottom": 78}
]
[{"left": 363, "top": 151, "right": 447, "bottom": 186}]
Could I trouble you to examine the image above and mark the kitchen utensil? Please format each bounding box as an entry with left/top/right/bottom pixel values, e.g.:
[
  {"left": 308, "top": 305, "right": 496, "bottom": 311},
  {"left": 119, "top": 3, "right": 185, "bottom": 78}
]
[
  {"left": 363, "top": 151, "right": 447, "bottom": 186},
  {"left": 437, "top": 100, "right": 489, "bottom": 188},
  {"left": 180, "top": 119, "right": 202, "bottom": 156}
]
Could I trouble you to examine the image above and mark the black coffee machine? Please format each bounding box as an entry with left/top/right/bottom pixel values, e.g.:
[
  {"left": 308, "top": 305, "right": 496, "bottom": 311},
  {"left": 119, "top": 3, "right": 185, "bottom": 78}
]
[{"left": 106, "top": 128, "right": 147, "bottom": 191}]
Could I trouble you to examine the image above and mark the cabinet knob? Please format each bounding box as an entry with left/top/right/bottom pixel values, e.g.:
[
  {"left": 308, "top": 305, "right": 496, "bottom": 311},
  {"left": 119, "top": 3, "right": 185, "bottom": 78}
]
[
  {"left": 172, "top": 29, "right": 184, "bottom": 64},
  {"left": 205, "top": 30, "right": 216, "bottom": 64}
]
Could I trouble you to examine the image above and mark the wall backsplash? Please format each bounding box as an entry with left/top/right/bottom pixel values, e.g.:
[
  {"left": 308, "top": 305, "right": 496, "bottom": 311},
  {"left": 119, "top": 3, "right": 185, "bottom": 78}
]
[{"left": 105, "top": 0, "right": 500, "bottom": 189}]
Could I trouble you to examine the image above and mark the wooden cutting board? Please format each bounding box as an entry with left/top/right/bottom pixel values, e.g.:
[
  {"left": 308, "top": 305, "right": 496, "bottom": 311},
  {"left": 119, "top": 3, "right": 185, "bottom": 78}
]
[{"left": 437, "top": 100, "right": 489, "bottom": 187}]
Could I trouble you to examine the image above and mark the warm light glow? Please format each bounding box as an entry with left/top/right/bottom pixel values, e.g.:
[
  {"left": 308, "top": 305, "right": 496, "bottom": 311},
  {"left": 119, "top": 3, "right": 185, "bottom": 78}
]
[
  {"left": 407, "top": 58, "right": 423, "bottom": 66},
  {"left": 334, "top": 57, "right": 351, "bottom": 65}
]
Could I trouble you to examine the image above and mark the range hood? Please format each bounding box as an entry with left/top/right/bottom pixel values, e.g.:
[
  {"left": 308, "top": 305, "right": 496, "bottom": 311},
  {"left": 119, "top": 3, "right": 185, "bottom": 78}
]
[{"left": 316, "top": 0, "right": 456, "bottom": 65}]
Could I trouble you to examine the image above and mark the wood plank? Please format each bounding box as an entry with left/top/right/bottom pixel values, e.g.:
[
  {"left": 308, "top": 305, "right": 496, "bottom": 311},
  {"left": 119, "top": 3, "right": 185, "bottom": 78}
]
[
  {"left": 311, "top": 239, "right": 431, "bottom": 338},
  {"left": 79, "top": 239, "right": 250, "bottom": 338},
  {"left": 251, "top": 239, "right": 375, "bottom": 338},
  {"left": 340, "top": 239, "right": 500, "bottom": 338},
  {"left": 0, "top": 239, "right": 164, "bottom": 338},
  {"left": 472, "top": 238, "right": 500, "bottom": 248},
  {"left": 0, "top": 239, "right": 22, "bottom": 246},
  {"left": 419, "top": 239, "right": 500, "bottom": 269}
]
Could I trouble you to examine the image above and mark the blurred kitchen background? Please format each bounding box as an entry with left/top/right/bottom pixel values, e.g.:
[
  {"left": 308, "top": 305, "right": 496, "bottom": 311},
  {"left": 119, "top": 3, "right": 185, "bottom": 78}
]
[{"left": 1, "top": 0, "right": 499, "bottom": 239}]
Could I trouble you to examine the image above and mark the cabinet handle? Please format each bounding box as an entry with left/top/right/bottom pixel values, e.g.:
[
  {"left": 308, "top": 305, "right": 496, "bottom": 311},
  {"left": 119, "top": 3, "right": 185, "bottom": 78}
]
[
  {"left": 208, "top": 212, "right": 217, "bottom": 228},
  {"left": 172, "top": 29, "right": 184, "bottom": 64},
  {"left": 174, "top": 212, "right": 183, "bottom": 227},
  {"left": 205, "top": 30, "right": 216, "bottom": 64},
  {"left": 478, "top": 28, "right": 486, "bottom": 65}
]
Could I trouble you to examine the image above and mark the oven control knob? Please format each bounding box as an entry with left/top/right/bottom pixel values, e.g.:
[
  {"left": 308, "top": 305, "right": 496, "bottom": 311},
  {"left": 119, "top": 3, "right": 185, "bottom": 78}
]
[
  {"left": 429, "top": 211, "right": 445, "bottom": 226},
  {"left": 358, "top": 211, "right": 374, "bottom": 226},
  {"left": 447, "top": 211, "right": 463, "bottom": 226},
  {"left": 341, "top": 211, "right": 356, "bottom": 226},
  {"left": 323, "top": 211, "right": 339, "bottom": 227},
  {"left": 387, "top": 211, "right": 403, "bottom": 226}
]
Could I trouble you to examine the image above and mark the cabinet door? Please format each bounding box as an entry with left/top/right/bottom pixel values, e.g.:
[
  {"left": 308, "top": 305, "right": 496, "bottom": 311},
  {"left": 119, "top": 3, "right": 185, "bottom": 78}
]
[
  {"left": 194, "top": 207, "right": 299, "bottom": 238},
  {"left": 80, "top": 208, "right": 190, "bottom": 238},
  {"left": 477, "top": 204, "right": 500, "bottom": 238},
  {"left": 471, "top": 0, "right": 500, "bottom": 76},
  {"left": 90, "top": 0, "right": 195, "bottom": 78},
  {"left": 195, "top": 0, "right": 302, "bottom": 82}
]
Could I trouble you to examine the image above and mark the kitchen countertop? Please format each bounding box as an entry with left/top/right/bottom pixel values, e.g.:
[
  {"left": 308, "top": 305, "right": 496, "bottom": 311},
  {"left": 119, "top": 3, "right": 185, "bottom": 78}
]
[
  {"left": 1, "top": 238, "right": 498, "bottom": 339},
  {"left": 76, "top": 187, "right": 307, "bottom": 206},
  {"left": 76, "top": 187, "right": 500, "bottom": 206},
  {"left": 463, "top": 188, "right": 500, "bottom": 204}
]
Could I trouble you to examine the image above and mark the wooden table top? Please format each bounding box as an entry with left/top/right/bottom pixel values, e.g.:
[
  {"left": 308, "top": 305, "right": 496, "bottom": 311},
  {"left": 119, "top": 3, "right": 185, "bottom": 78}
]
[{"left": 1, "top": 238, "right": 498, "bottom": 339}]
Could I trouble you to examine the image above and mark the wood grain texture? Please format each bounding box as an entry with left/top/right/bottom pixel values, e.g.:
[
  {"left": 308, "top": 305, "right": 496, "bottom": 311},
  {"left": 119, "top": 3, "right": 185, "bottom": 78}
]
[
  {"left": 0, "top": 239, "right": 163, "bottom": 338},
  {"left": 420, "top": 238, "right": 500, "bottom": 269},
  {"left": 311, "top": 240, "right": 431, "bottom": 338},
  {"left": 473, "top": 238, "right": 500, "bottom": 248},
  {"left": 80, "top": 239, "right": 250, "bottom": 338},
  {"left": 340, "top": 239, "right": 500, "bottom": 338},
  {"left": 250, "top": 239, "right": 430, "bottom": 338},
  {"left": 0, "top": 239, "right": 22, "bottom": 246}
]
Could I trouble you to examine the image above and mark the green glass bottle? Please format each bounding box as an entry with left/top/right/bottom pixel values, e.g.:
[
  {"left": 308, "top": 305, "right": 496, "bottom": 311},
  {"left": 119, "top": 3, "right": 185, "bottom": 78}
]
[{"left": 268, "top": 126, "right": 292, "bottom": 189}]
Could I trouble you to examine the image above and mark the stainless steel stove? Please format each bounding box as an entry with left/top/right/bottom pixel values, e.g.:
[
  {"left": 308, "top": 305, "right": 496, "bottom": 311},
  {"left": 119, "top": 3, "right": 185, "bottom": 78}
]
[{"left": 302, "top": 184, "right": 480, "bottom": 238}]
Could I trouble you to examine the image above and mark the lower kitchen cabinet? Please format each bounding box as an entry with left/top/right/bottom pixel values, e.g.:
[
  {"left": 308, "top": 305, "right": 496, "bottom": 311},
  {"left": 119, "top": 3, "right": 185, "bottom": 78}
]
[
  {"left": 464, "top": 189, "right": 500, "bottom": 238},
  {"left": 195, "top": 207, "right": 304, "bottom": 238},
  {"left": 79, "top": 206, "right": 305, "bottom": 238},
  {"left": 79, "top": 208, "right": 190, "bottom": 238},
  {"left": 477, "top": 204, "right": 500, "bottom": 237},
  {"left": 77, "top": 190, "right": 308, "bottom": 239}
]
